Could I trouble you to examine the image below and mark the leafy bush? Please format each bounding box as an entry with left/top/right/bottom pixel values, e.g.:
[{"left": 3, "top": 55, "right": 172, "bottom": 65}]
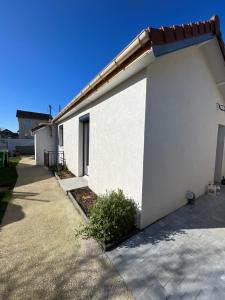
[{"left": 82, "top": 190, "right": 136, "bottom": 243}]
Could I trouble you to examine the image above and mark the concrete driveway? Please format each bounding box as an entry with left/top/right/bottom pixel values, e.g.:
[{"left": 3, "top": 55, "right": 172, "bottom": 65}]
[
  {"left": 0, "top": 157, "right": 132, "bottom": 300},
  {"left": 108, "top": 189, "right": 225, "bottom": 300}
]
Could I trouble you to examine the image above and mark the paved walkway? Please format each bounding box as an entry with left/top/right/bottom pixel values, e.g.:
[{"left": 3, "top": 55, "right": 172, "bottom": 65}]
[
  {"left": 108, "top": 189, "right": 225, "bottom": 300},
  {"left": 0, "top": 157, "right": 132, "bottom": 300}
]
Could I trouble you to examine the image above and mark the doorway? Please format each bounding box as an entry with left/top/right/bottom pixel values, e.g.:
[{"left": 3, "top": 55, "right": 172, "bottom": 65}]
[
  {"left": 79, "top": 114, "right": 89, "bottom": 176},
  {"left": 214, "top": 125, "right": 225, "bottom": 183}
]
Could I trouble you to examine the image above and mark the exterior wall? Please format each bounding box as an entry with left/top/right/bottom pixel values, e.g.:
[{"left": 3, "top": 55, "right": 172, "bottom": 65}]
[
  {"left": 35, "top": 126, "right": 57, "bottom": 165},
  {"left": 141, "top": 46, "right": 225, "bottom": 228},
  {"left": 58, "top": 70, "right": 147, "bottom": 214},
  {"left": 18, "top": 118, "right": 48, "bottom": 138}
]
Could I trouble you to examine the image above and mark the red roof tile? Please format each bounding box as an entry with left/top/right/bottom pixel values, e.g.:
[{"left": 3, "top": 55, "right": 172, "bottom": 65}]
[
  {"left": 150, "top": 16, "right": 223, "bottom": 48},
  {"left": 54, "top": 15, "right": 225, "bottom": 122},
  {"left": 173, "top": 25, "right": 185, "bottom": 41},
  {"left": 162, "top": 27, "right": 176, "bottom": 43},
  {"left": 147, "top": 16, "right": 225, "bottom": 60}
]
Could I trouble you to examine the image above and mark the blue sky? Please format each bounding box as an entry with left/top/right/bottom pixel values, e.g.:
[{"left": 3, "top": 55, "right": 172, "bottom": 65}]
[{"left": 0, "top": 0, "right": 225, "bottom": 131}]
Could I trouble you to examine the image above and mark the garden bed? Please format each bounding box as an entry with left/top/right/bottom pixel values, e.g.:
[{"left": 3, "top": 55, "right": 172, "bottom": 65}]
[
  {"left": 70, "top": 187, "right": 97, "bottom": 216},
  {"left": 69, "top": 188, "right": 139, "bottom": 251},
  {"left": 49, "top": 164, "right": 75, "bottom": 179},
  {"left": 56, "top": 169, "right": 75, "bottom": 179}
]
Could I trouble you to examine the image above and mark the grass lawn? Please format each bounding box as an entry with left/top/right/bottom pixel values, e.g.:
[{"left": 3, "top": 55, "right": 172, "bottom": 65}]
[{"left": 0, "top": 157, "right": 20, "bottom": 223}]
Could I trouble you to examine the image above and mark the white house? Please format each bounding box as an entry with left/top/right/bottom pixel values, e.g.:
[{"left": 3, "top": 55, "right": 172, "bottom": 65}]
[{"left": 33, "top": 16, "right": 225, "bottom": 229}]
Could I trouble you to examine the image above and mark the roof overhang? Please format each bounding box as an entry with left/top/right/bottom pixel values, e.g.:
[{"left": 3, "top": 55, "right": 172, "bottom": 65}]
[
  {"left": 153, "top": 32, "right": 214, "bottom": 57},
  {"left": 198, "top": 37, "right": 225, "bottom": 100},
  {"left": 55, "top": 49, "right": 155, "bottom": 123},
  {"left": 53, "top": 15, "right": 225, "bottom": 123},
  {"left": 56, "top": 37, "right": 225, "bottom": 123}
]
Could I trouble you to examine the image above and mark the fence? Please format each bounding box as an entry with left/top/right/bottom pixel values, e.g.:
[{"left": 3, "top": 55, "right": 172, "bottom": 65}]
[
  {"left": 0, "top": 138, "right": 34, "bottom": 155},
  {"left": 0, "top": 139, "right": 8, "bottom": 150},
  {"left": 44, "top": 151, "right": 65, "bottom": 167}
]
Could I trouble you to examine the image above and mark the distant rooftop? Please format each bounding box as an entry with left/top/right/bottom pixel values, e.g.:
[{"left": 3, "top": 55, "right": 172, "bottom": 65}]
[
  {"left": 0, "top": 128, "right": 19, "bottom": 138},
  {"left": 16, "top": 110, "right": 52, "bottom": 120}
]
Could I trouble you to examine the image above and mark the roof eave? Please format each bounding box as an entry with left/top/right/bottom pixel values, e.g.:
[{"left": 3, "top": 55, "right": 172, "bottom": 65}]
[{"left": 53, "top": 15, "right": 225, "bottom": 123}]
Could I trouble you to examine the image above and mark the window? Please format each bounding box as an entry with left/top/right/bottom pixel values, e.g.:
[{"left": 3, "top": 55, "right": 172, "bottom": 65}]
[
  {"left": 59, "top": 125, "right": 64, "bottom": 146},
  {"left": 24, "top": 119, "right": 30, "bottom": 128}
]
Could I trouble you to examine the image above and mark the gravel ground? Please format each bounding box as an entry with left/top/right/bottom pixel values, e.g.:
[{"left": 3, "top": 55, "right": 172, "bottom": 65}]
[{"left": 0, "top": 156, "right": 132, "bottom": 300}]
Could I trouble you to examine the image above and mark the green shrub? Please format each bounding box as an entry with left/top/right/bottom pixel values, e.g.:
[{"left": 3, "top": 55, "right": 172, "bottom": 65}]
[{"left": 82, "top": 190, "right": 136, "bottom": 243}]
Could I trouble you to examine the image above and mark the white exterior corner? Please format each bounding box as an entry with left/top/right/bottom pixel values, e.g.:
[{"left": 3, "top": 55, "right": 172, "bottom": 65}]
[
  {"left": 141, "top": 43, "right": 225, "bottom": 228},
  {"left": 34, "top": 125, "right": 57, "bottom": 165},
  {"left": 56, "top": 69, "right": 148, "bottom": 226},
  {"left": 34, "top": 35, "right": 225, "bottom": 229}
]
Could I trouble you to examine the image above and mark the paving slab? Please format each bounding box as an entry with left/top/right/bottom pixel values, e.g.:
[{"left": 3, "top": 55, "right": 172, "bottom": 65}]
[
  {"left": 107, "top": 188, "right": 225, "bottom": 299},
  {"left": 58, "top": 176, "right": 88, "bottom": 192}
]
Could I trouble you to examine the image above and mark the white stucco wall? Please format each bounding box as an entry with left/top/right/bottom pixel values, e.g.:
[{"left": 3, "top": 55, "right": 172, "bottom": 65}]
[
  {"left": 57, "top": 70, "right": 147, "bottom": 214},
  {"left": 141, "top": 45, "right": 225, "bottom": 228},
  {"left": 35, "top": 126, "right": 57, "bottom": 165}
]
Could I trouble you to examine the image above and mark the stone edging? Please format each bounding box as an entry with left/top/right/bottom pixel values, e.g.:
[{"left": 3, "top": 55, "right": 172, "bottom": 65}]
[
  {"left": 67, "top": 191, "right": 88, "bottom": 222},
  {"left": 53, "top": 171, "right": 88, "bottom": 222},
  {"left": 54, "top": 172, "right": 60, "bottom": 181},
  {"left": 53, "top": 170, "right": 138, "bottom": 251}
]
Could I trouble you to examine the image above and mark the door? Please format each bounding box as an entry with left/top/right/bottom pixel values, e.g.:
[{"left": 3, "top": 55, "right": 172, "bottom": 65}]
[
  {"left": 214, "top": 125, "right": 225, "bottom": 183},
  {"left": 83, "top": 120, "right": 89, "bottom": 175}
]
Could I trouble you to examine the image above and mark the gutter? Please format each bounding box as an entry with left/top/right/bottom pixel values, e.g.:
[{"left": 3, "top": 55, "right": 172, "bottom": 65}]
[
  {"left": 53, "top": 15, "right": 224, "bottom": 123},
  {"left": 54, "top": 29, "right": 150, "bottom": 122}
]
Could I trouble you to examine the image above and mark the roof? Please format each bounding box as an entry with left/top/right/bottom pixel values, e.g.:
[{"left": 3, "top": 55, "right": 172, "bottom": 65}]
[
  {"left": 31, "top": 124, "right": 48, "bottom": 133},
  {"left": 0, "top": 129, "right": 19, "bottom": 138},
  {"left": 54, "top": 15, "right": 225, "bottom": 122},
  {"left": 16, "top": 110, "right": 52, "bottom": 120},
  {"left": 2, "top": 129, "right": 14, "bottom": 134}
]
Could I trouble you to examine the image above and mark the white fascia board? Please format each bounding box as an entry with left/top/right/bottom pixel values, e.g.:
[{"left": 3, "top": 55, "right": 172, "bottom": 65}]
[{"left": 55, "top": 49, "right": 155, "bottom": 123}]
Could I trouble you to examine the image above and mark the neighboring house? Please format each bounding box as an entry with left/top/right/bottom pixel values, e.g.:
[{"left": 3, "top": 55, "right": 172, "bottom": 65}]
[
  {"left": 16, "top": 110, "right": 52, "bottom": 139},
  {"left": 33, "top": 16, "right": 225, "bottom": 229},
  {"left": 0, "top": 129, "right": 19, "bottom": 138},
  {"left": 0, "top": 128, "right": 34, "bottom": 155}
]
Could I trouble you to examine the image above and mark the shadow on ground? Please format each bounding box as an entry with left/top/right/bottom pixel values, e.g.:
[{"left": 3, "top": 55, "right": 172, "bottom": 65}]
[
  {"left": 123, "top": 188, "right": 225, "bottom": 248},
  {"left": 13, "top": 192, "right": 50, "bottom": 202},
  {"left": 1, "top": 191, "right": 51, "bottom": 228},
  {"left": 15, "top": 163, "right": 53, "bottom": 188},
  {"left": 0, "top": 202, "right": 25, "bottom": 228},
  {"left": 108, "top": 189, "right": 225, "bottom": 299},
  {"left": 0, "top": 156, "right": 131, "bottom": 300},
  {"left": 0, "top": 238, "right": 131, "bottom": 300}
]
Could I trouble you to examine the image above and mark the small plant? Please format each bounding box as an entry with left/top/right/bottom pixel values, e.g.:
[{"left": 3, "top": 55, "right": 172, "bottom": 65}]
[
  {"left": 79, "top": 189, "right": 136, "bottom": 243},
  {"left": 49, "top": 163, "right": 67, "bottom": 172}
]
